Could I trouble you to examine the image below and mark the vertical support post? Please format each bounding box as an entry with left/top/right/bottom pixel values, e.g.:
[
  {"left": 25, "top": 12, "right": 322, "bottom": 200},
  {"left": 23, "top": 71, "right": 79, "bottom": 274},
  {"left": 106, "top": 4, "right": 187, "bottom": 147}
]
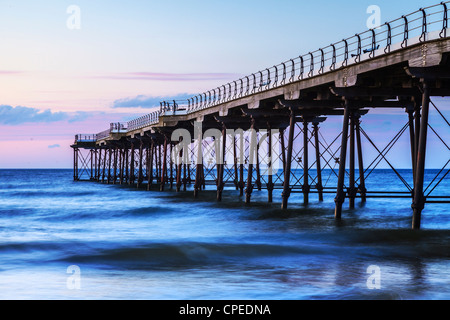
[
  {"left": 97, "top": 148, "right": 102, "bottom": 181},
  {"left": 217, "top": 124, "right": 226, "bottom": 201},
  {"left": 113, "top": 147, "right": 118, "bottom": 184},
  {"left": 245, "top": 119, "right": 256, "bottom": 203},
  {"left": 255, "top": 133, "right": 262, "bottom": 191},
  {"left": 73, "top": 147, "right": 78, "bottom": 181},
  {"left": 176, "top": 137, "right": 183, "bottom": 192},
  {"left": 313, "top": 122, "right": 324, "bottom": 202},
  {"left": 334, "top": 100, "right": 351, "bottom": 219},
  {"left": 124, "top": 147, "right": 129, "bottom": 184},
  {"left": 187, "top": 157, "right": 192, "bottom": 184},
  {"left": 161, "top": 137, "right": 168, "bottom": 191},
  {"left": 102, "top": 147, "right": 107, "bottom": 183},
  {"left": 233, "top": 135, "right": 239, "bottom": 190},
  {"left": 107, "top": 146, "right": 112, "bottom": 184},
  {"left": 119, "top": 148, "right": 124, "bottom": 184},
  {"left": 94, "top": 149, "right": 98, "bottom": 181},
  {"left": 194, "top": 130, "right": 203, "bottom": 198},
  {"left": 90, "top": 149, "right": 94, "bottom": 180},
  {"left": 183, "top": 163, "right": 187, "bottom": 191},
  {"left": 414, "top": 102, "right": 421, "bottom": 175},
  {"left": 267, "top": 125, "right": 274, "bottom": 203},
  {"left": 239, "top": 130, "right": 245, "bottom": 196},
  {"left": 137, "top": 139, "right": 143, "bottom": 188},
  {"left": 302, "top": 120, "right": 310, "bottom": 204},
  {"left": 170, "top": 143, "right": 174, "bottom": 190},
  {"left": 355, "top": 114, "right": 366, "bottom": 202},
  {"left": 412, "top": 80, "right": 430, "bottom": 230},
  {"left": 145, "top": 143, "right": 149, "bottom": 189},
  {"left": 282, "top": 110, "right": 295, "bottom": 209},
  {"left": 349, "top": 112, "right": 356, "bottom": 209},
  {"left": 129, "top": 142, "right": 135, "bottom": 185},
  {"left": 407, "top": 106, "right": 417, "bottom": 182},
  {"left": 148, "top": 139, "right": 154, "bottom": 190},
  {"left": 280, "top": 128, "right": 287, "bottom": 179},
  {"left": 157, "top": 143, "right": 161, "bottom": 184}
]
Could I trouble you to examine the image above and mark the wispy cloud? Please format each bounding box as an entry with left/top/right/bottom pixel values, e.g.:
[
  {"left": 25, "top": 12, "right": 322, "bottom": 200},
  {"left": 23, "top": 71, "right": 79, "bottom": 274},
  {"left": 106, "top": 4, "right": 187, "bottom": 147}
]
[
  {"left": 48, "top": 144, "right": 61, "bottom": 149},
  {"left": 0, "top": 70, "right": 23, "bottom": 75},
  {"left": 112, "top": 93, "right": 194, "bottom": 109},
  {"left": 91, "top": 72, "right": 241, "bottom": 82},
  {"left": 0, "top": 105, "right": 93, "bottom": 125}
]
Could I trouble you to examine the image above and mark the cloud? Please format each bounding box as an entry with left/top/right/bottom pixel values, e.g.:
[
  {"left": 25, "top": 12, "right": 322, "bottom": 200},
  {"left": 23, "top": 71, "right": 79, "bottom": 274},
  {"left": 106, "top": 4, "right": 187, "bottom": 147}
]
[
  {"left": 0, "top": 105, "right": 93, "bottom": 125},
  {"left": 48, "top": 144, "right": 61, "bottom": 149},
  {"left": 92, "top": 72, "right": 241, "bottom": 82},
  {"left": 0, "top": 70, "right": 23, "bottom": 75},
  {"left": 112, "top": 93, "right": 194, "bottom": 109}
]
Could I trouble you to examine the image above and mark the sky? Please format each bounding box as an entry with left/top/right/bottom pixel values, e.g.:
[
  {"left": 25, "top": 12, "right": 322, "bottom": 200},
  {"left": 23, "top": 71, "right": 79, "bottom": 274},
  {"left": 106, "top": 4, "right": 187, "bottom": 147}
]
[{"left": 0, "top": 0, "right": 448, "bottom": 168}]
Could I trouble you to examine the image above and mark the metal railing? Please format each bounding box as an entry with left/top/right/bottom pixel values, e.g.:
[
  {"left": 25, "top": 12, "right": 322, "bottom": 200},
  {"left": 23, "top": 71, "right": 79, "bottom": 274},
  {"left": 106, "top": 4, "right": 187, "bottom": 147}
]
[
  {"left": 74, "top": 134, "right": 97, "bottom": 143},
  {"left": 76, "top": 2, "right": 449, "bottom": 143},
  {"left": 96, "top": 129, "right": 110, "bottom": 140},
  {"left": 110, "top": 122, "right": 128, "bottom": 133},
  {"left": 127, "top": 111, "right": 161, "bottom": 131}
]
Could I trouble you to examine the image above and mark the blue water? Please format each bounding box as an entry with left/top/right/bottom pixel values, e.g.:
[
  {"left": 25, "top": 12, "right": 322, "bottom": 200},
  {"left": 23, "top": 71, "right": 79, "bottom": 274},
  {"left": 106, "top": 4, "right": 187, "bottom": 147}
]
[{"left": 0, "top": 169, "right": 449, "bottom": 300}]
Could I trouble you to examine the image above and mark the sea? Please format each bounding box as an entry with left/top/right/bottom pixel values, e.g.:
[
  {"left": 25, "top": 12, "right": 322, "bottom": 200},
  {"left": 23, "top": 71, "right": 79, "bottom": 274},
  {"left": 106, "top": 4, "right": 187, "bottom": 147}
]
[{"left": 0, "top": 169, "right": 449, "bottom": 300}]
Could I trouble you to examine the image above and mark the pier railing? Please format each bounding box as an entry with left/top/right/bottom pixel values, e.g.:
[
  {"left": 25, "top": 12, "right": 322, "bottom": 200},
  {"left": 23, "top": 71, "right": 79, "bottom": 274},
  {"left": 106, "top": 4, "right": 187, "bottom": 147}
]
[
  {"left": 74, "top": 134, "right": 97, "bottom": 143},
  {"left": 127, "top": 111, "right": 161, "bottom": 131},
  {"left": 110, "top": 122, "right": 128, "bottom": 133}
]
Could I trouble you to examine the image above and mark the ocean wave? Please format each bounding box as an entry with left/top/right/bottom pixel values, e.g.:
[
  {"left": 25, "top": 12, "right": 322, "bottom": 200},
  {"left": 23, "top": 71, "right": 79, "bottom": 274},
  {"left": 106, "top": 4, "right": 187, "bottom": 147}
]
[{"left": 56, "top": 241, "right": 327, "bottom": 270}]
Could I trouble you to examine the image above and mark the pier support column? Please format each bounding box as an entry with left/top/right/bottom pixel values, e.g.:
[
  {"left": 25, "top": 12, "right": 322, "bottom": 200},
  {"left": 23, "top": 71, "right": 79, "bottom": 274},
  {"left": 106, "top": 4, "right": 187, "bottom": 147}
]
[
  {"left": 334, "top": 100, "right": 351, "bottom": 219},
  {"left": 137, "top": 140, "right": 144, "bottom": 188},
  {"left": 101, "top": 147, "right": 107, "bottom": 183},
  {"left": 114, "top": 147, "right": 119, "bottom": 184},
  {"left": 124, "top": 147, "right": 129, "bottom": 184},
  {"left": 217, "top": 124, "right": 226, "bottom": 201},
  {"left": 161, "top": 137, "right": 168, "bottom": 191},
  {"left": 282, "top": 110, "right": 295, "bottom": 209},
  {"left": 97, "top": 148, "right": 102, "bottom": 182},
  {"left": 170, "top": 143, "right": 174, "bottom": 190},
  {"left": 233, "top": 135, "right": 239, "bottom": 190},
  {"left": 90, "top": 149, "right": 94, "bottom": 181},
  {"left": 147, "top": 140, "right": 154, "bottom": 190},
  {"left": 119, "top": 147, "right": 125, "bottom": 184},
  {"left": 348, "top": 112, "right": 356, "bottom": 209},
  {"left": 183, "top": 162, "right": 187, "bottom": 192},
  {"left": 129, "top": 142, "right": 135, "bottom": 185},
  {"left": 238, "top": 130, "right": 245, "bottom": 197},
  {"left": 267, "top": 125, "right": 274, "bottom": 203},
  {"left": 407, "top": 107, "right": 417, "bottom": 182},
  {"left": 194, "top": 132, "right": 203, "bottom": 198},
  {"left": 302, "top": 120, "right": 310, "bottom": 205},
  {"left": 107, "top": 147, "right": 112, "bottom": 184},
  {"left": 73, "top": 147, "right": 79, "bottom": 181},
  {"left": 156, "top": 143, "right": 161, "bottom": 185},
  {"left": 355, "top": 115, "right": 366, "bottom": 203},
  {"left": 255, "top": 134, "right": 262, "bottom": 191},
  {"left": 412, "top": 80, "right": 430, "bottom": 230},
  {"left": 313, "top": 122, "right": 324, "bottom": 202},
  {"left": 245, "top": 119, "right": 256, "bottom": 203},
  {"left": 176, "top": 137, "right": 183, "bottom": 192}
]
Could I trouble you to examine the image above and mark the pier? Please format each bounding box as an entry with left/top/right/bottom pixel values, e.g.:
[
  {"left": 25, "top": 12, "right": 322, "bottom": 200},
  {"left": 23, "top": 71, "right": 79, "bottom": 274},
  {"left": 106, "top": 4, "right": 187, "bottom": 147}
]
[{"left": 71, "top": 3, "right": 450, "bottom": 230}]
